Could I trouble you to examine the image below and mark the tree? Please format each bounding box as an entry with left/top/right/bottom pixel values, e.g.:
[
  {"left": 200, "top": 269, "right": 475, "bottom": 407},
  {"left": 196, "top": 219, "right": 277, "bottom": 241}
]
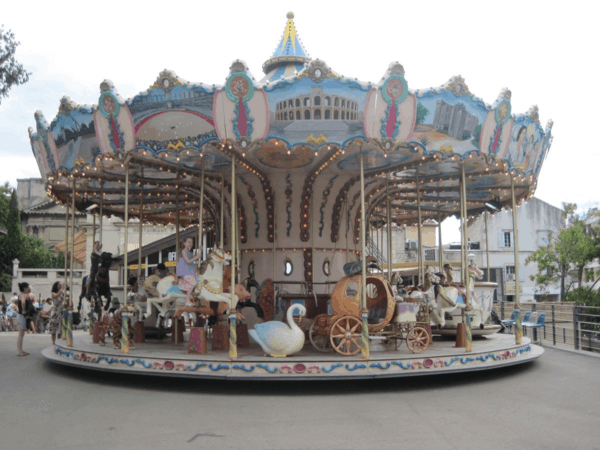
[
  {"left": 416, "top": 103, "right": 429, "bottom": 124},
  {"left": 0, "top": 25, "right": 30, "bottom": 104},
  {"left": 0, "top": 182, "right": 62, "bottom": 290},
  {"left": 526, "top": 203, "right": 600, "bottom": 301}
]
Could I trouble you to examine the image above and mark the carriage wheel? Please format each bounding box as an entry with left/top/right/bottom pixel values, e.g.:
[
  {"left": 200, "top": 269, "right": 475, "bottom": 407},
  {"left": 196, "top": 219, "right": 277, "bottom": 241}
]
[
  {"left": 309, "top": 321, "right": 332, "bottom": 353},
  {"left": 406, "top": 326, "right": 430, "bottom": 354},
  {"left": 330, "top": 315, "right": 362, "bottom": 356}
]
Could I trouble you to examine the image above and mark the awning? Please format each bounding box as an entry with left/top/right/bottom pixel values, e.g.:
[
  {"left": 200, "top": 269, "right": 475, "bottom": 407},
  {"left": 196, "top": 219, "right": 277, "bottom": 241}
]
[{"left": 53, "top": 230, "right": 87, "bottom": 263}]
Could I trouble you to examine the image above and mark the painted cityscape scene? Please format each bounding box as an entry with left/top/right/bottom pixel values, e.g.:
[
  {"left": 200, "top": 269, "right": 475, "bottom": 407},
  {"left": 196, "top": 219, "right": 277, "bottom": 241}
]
[
  {"left": 413, "top": 90, "right": 488, "bottom": 154},
  {"left": 265, "top": 77, "right": 369, "bottom": 145}
]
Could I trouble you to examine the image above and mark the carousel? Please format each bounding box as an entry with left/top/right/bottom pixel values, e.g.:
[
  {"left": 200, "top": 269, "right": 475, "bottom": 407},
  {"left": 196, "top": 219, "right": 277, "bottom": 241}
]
[{"left": 36, "top": 13, "right": 547, "bottom": 380}]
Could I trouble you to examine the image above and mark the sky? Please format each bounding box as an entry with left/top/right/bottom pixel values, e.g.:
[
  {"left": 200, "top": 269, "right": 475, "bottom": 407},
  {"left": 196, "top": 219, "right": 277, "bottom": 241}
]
[{"left": 1, "top": 0, "right": 598, "bottom": 244}]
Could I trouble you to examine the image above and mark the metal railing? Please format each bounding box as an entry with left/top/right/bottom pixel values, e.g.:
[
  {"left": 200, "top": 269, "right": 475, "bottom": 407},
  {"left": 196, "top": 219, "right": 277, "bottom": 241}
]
[{"left": 494, "top": 302, "right": 600, "bottom": 353}]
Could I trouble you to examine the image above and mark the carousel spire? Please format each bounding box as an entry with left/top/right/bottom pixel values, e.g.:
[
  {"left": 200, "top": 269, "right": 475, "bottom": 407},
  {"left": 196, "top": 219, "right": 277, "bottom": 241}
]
[{"left": 261, "top": 12, "right": 311, "bottom": 83}]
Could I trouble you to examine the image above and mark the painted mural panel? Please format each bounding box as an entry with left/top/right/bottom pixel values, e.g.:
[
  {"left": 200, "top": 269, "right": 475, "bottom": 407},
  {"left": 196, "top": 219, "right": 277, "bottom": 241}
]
[
  {"left": 214, "top": 66, "right": 270, "bottom": 142},
  {"left": 29, "top": 111, "right": 61, "bottom": 181},
  {"left": 363, "top": 67, "right": 417, "bottom": 143},
  {"left": 93, "top": 81, "right": 135, "bottom": 156},
  {"left": 128, "top": 71, "right": 217, "bottom": 155},
  {"left": 264, "top": 75, "right": 370, "bottom": 147},
  {"left": 412, "top": 80, "right": 489, "bottom": 156},
  {"left": 48, "top": 98, "right": 97, "bottom": 172},
  {"left": 480, "top": 93, "right": 513, "bottom": 159},
  {"left": 501, "top": 110, "right": 545, "bottom": 173}
]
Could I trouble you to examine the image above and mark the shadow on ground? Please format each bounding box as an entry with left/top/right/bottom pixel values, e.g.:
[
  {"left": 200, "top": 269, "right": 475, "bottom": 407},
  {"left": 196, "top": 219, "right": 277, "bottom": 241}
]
[{"left": 42, "top": 357, "right": 538, "bottom": 396}]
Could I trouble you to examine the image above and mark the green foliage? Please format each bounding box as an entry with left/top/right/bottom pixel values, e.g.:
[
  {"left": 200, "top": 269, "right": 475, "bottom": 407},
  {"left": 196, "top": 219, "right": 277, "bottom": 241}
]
[
  {"left": 0, "top": 272, "right": 11, "bottom": 292},
  {"left": 0, "top": 182, "right": 60, "bottom": 287},
  {"left": 416, "top": 104, "right": 429, "bottom": 124},
  {"left": 0, "top": 26, "right": 30, "bottom": 104},
  {"left": 567, "top": 287, "right": 600, "bottom": 307},
  {"left": 526, "top": 202, "right": 600, "bottom": 300}
]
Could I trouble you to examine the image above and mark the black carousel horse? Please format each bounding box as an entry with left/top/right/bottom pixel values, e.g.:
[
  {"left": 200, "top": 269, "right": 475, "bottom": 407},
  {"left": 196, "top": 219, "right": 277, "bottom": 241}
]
[
  {"left": 79, "top": 251, "right": 118, "bottom": 319},
  {"left": 235, "top": 276, "right": 264, "bottom": 320}
]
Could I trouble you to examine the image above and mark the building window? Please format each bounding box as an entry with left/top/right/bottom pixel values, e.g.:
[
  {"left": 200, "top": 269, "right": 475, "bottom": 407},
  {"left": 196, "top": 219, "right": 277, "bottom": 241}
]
[
  {"left": 304, "top": 110, "right": 310, "bottom": 120},
  {"left": 314, "top": 96, "right": 321, "bottom": 106},
  {"left": 425, "top": 249, "right": 436, "bottom": 261},
  {"left": 504, "top": 231, "right": 512, "bottom": 248},
  {"left": 314, "top": 109, "right": 321, "bottom": 120},
  {"left": 304, "top": 97, "right": 311, "bottom": 107},
  {"left": 505, "top": 265, "right": 515, "bottom": 280},
  {"left": 296, "top": 111, "right": 301, "bottom": 120}
]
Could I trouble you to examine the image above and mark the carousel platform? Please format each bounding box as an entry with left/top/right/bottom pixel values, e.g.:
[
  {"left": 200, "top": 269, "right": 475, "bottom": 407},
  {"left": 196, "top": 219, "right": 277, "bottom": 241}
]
[{"left": 42, "top": 331, "right": 542, "bottom": 381}]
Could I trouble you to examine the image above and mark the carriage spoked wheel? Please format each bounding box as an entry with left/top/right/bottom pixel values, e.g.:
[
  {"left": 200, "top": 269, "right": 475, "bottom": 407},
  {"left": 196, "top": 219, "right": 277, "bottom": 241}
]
[
  {"left": 308, "top": 321, "right": 332, "bottom": 353},
  {"left": 406, "top": 326, "right": 431, "bottom": 354},
  {"left": 330, "top": 315, "right": 362, "bottom": 356}
]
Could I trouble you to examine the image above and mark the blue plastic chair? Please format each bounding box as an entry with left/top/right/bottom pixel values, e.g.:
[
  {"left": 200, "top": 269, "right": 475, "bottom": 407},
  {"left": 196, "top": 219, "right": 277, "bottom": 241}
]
[
  {"left": 521, "top": 310, "right": 531, "bottom": 323},
  {"left": 523, "top": 312, "right": 545, "bottom": 344},
  {"left": 501, "top": 309, "right": 518, "bottom": 327}
]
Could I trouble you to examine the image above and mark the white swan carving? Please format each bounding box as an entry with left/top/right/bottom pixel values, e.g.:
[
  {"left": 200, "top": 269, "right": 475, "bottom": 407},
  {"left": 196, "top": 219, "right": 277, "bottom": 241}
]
[{"left": 249, "top": 304, "right": 306, "bottom": 357}]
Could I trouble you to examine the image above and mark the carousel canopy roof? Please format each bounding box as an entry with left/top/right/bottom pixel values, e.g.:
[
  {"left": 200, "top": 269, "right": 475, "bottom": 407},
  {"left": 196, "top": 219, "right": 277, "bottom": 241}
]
[{"left": 28, "top": 13, "right": 553, "bottom": 231}]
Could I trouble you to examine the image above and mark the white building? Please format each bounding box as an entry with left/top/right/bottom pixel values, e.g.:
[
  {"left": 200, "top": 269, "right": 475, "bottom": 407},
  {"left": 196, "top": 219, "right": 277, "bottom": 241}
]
[{"left": 466, "top": 197, "right": 564, "bottom": 302}]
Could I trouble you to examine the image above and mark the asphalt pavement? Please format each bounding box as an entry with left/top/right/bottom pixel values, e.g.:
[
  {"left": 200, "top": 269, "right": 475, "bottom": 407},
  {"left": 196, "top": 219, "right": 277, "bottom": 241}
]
[{"left": 1, "top": 332, "right": 599, "bottom": 450}]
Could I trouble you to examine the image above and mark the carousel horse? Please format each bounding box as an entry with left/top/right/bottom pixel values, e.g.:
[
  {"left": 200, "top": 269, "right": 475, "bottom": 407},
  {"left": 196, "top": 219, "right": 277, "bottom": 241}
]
[
  {"left": 172, "top": 283, "right": 250, "bottom": 322},
  {"left": 236, "top": 276, "right": 264, "bottom": 319},
  {"left": 171, "top": 248, "right": 243, "bottom": 323},
  {"left": 429, "top": 273, "right": 462, "bottom": 328},
  {"left": 404, "top": 272, "right": 435, "bottom": 302},
  {"left": 178, "top": 248, "right": 240, "bottom": 309},
  {"left": 98, "top": 306, "right": 136, "bottom": 349},
  {"left": 79, "top": 243, "right": 118, "bottom": 317}
]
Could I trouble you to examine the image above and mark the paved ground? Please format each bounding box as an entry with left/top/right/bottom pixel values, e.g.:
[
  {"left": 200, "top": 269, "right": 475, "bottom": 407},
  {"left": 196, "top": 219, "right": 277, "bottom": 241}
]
[{"left": 1, "top": 332, "right": 599, "bottom": 450}]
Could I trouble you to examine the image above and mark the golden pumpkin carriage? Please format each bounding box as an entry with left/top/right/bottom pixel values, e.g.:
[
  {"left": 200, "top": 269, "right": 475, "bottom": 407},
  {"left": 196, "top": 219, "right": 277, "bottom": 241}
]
[{"left": 308, "top": 274, "right": 431, "bottom": 356}]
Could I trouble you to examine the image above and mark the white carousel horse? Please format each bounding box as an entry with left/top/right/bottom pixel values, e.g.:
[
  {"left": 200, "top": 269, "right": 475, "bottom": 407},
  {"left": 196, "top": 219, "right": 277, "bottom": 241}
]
[
  {"left": 185, "top": 248, "right": 239, "bottom": 309},
  {"left": 144, "top": 248, "right": 238, "bottom": 327}
]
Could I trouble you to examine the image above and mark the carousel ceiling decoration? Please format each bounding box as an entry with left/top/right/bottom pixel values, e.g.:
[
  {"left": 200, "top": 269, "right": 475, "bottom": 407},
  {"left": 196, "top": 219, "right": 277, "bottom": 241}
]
[{"left": 28, "top": 12, "right": 553, "bottom": 230}]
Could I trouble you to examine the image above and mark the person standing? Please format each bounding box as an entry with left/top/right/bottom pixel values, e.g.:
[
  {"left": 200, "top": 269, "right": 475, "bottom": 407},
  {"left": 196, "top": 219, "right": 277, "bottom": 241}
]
[
  {"left": 16, "top": 282, "right": 31, "bottom": 356},
  {"left": 49, "top": 281, "right": 66, "bottom": 345}
]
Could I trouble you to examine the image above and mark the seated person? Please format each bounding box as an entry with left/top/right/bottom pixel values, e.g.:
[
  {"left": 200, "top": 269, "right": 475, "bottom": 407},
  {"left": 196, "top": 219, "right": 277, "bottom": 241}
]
[{"left": 143, "top": 263, "right": 169, "bottom": 299}]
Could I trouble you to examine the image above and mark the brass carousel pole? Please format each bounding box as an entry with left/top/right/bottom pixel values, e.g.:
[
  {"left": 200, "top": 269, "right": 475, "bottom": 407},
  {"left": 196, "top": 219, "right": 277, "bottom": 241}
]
[
  {"left": 359, "top": 145, "right": 369, "bottom": 360},
  {"left": 416, "top": 173, "right": 423, "bottom": 285},
  {"left": 67, "top": 178, "right": 76, "bottom": 347},
  {"left": 123, "top": 165, "right": 129, "bottom": 308},
  {"left": 511, "top": 176, "right": 522, "bottom": 345},
  {"left": 438, "top": 211, "right": 444, "bottom": 271},
  {"left": 138, "top": 184, "right": 143, "bottom": 280},
  {"left": 175, "top": 184, "right": 180, "bottom": 268},
  {"left": 61, "top": 197, "right": 69, "bottom": 341},
  {"left": 229, "top": 156, "right": 238, "bottom": 360},
  {"left": 198, "top": 157, "right": 205, "bottom": 257},
  {"left": 220, "top": 173, "right": 224, "bottom": 249},
  {"left": 122, "top": 162, "right": 130, "bottom": 354},
  {"left": 485, "top": 211, "right": 491, "bottom": 282},
  {"left": 99, "top": 181, "right": 104, "bottom": 245},
  {"left": 461, "top": 164, "right": 473, "bottom": 352},
  {"left": 386, "top": 174, "right": 392, "bottom": 285}
]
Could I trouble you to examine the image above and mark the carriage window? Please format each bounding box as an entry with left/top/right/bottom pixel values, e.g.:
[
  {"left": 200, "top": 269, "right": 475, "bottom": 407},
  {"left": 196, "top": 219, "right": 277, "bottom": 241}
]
[
  {"left": 248, "top": 260, "right": 255, "bottom": 277},
  {"left": 323, "top": 258, "right": 331, "bottom": 276},
  {"left": 284, "top": 259, "right": 293, "bottom": 276},
  {"left": 346, "top": 281, "right": 359, "bottom": 299},
  {"left": 366, "top": 283, "right": 378, "bottom": 299}
]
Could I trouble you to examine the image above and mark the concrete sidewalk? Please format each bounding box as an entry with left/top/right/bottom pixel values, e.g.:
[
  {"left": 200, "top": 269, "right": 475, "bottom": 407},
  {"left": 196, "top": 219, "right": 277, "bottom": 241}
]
[{"left": 1, "top": 333, "right": 599, "bottom": 450}]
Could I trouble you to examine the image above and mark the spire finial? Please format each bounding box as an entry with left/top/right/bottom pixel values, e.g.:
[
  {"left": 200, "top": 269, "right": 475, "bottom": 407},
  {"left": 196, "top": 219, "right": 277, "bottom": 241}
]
[{"left": 287, "top": 11, "right": 294, "bottom": 19}]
